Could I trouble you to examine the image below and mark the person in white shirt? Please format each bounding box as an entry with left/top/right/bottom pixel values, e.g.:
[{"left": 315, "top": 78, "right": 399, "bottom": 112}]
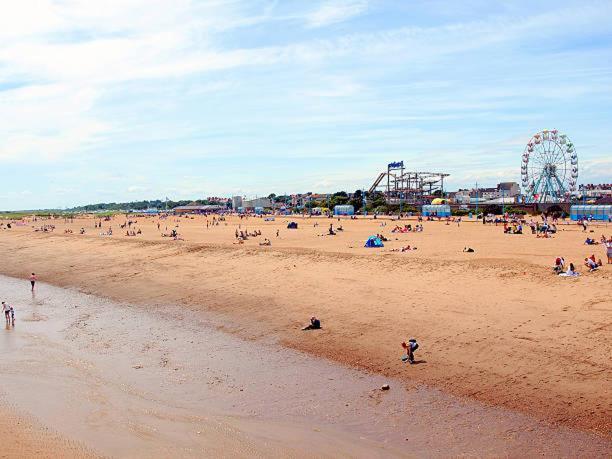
[{"left": 2, "top": 302, "right": 11, "bottom": 324}]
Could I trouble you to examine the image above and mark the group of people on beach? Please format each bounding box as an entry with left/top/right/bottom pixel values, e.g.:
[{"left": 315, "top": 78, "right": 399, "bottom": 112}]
[
  {"left": 553, "top": 234, "right": 610, "bottom": 276},
  {"left": 391, "top": 224, "right": 423, "bottom": 233},
  {"left": 2, "top": 273, "right": 35, "bottom": 327}
]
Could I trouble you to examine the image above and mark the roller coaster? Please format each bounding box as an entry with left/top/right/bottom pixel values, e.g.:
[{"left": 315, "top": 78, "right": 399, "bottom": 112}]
[{"left": 369, "top": 161, "right": 449, "bottom": 204}]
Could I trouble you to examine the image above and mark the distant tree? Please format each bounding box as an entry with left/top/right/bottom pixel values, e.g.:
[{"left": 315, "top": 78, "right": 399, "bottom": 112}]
[{"left": 349, "top": 189, "right": 363, "bottom": 210}]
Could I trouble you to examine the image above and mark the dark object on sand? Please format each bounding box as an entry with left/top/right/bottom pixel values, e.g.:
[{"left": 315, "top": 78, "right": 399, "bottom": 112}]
[{"left": 302, "top": 317, "right": 321, "bottom": 330}]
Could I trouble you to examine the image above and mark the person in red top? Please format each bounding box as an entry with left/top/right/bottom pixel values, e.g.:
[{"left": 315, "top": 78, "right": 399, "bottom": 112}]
[{"left": 29, "top": 273, "right": 37, "bottom": 291}]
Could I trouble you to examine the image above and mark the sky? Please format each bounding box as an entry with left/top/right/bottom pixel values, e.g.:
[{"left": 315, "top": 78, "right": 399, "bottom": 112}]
[{"left": 1, "top": 0, "right": 611, "bottom": 210}]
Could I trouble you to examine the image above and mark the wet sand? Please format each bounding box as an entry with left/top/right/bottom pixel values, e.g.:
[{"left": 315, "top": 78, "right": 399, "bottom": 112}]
[{"left": 1, "top": 274, "right": 610, "bottom": 457}]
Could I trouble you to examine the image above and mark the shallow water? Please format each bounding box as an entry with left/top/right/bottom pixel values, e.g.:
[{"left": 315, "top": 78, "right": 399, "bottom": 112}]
[{"left": 0, "top": 275, "right": 609, "bottom": 458}]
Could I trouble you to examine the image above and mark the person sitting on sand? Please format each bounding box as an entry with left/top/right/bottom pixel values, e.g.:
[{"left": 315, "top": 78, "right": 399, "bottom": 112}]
[
  {"left": 584, "top": 257, "right": 599, "bottom": 272},
  {"left": 259, "top": 238, "right": 271, "bottom": 246},
  {"left": 553, "top": 257, "right": 565, "bottom": 274},
  {"left": 559, "top": 263, "right": 579, "bottom": 277},
  {"left": 302, "top": 316, "right": 321, "bottom": 330},
  {"left": 401, "top": 338, "right": 419, "bottom": 364}
]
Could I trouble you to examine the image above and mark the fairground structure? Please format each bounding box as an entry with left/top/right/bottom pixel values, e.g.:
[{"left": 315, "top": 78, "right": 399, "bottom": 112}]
[{"left": 368, "top": 161, "right": 449, "bottom": 205}]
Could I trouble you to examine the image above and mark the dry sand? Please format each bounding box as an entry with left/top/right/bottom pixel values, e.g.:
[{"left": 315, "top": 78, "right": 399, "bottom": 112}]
[
  {"left": 0, "top": 213, "right": 610, "bottom": 454},
  {"left": 0, "top": 405, "right": 96, "bottom": 458}
]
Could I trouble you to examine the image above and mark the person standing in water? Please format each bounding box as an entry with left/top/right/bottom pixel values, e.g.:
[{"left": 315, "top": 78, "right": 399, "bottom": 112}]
[
  {"left": 2, "top": 302, "right": 11, "bottom": 325},
  {"left": 29, "top": 273, "right": 37, "bottom": 291}
]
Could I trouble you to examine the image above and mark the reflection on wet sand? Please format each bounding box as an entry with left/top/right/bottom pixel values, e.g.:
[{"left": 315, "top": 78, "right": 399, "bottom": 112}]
[{"left": 0, "top": 274, "right": 610, "bottom": 458}]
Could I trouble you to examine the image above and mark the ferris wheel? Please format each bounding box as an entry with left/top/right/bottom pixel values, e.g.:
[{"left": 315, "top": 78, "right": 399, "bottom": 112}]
[{"left": 521, "top": 129, "right": 578, "bottom": 203}]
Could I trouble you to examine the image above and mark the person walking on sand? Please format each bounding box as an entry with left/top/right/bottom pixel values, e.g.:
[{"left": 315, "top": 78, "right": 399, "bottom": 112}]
[{"left": 29, "top": 273, "right": 37, "bottom": 291}]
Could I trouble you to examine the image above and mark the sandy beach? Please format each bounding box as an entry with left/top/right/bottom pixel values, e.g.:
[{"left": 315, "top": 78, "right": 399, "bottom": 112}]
[{"left": 0, "top": 214, "right": 610, "bottom": 456}]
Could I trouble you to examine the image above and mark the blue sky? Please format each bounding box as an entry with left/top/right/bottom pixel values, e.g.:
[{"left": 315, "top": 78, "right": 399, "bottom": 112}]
[{"left": 1, "top": 0, "right": 611, "bottom": 210}]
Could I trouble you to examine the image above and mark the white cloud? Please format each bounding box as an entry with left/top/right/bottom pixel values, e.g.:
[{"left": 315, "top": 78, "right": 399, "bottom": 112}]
[
  {"left": 305, "top": 1, "right": 368, "bottom": 28},
  {"left": 0, "top": 83, "right": 107, "bottom": 161},
  {"left": 0, "top": 0, "right": 610, "bottom": 210},
  {"left": 127, "top": 185, "right": 150, "bottom": 193}
]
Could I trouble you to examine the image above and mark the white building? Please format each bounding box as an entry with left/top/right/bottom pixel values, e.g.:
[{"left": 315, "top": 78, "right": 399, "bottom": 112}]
[
  {"left": 231, "top": 196, "right": 243, "bottom": 209},
  {"left": 242, "top": 197, "right": 272, "bottom": 209}
]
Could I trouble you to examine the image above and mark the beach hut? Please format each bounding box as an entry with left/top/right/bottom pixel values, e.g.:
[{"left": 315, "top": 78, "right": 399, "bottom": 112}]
[
  {"left": 254, "top": 206, "right": 264, "bottom": 215},
  {"left": 364, "top": 235, "right": 384, "bottom": 248},
  {"left": 334, "top": 205, "right": 355, "bottom": 216},
  {"left": 422, "top": 204, "right": 451, "bottom": 217},
  {"left": 570, "top": 204, "right": 612, "bottom": 222}
]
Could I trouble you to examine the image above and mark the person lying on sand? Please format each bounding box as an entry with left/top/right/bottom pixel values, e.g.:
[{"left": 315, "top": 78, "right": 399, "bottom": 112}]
[
  {"left": 401, "top": 338, "right": 419, "bottom": 364},
  {"left": 463, "top": 247, "right": 475, "bottom": 253},
  {"left": 302, "top": 316, "right": 321, "bottom": 330},
  {"left": 259, "top": 238, "right": 271, "bottom": 246},
  {"left": 390, "top": 245, "right": 417, "bottom": 252}
]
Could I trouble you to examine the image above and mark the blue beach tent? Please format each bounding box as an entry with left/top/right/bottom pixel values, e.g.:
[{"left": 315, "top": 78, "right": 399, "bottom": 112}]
[{"left": 364, "top": 236, "right": 384, "bottom": 248}]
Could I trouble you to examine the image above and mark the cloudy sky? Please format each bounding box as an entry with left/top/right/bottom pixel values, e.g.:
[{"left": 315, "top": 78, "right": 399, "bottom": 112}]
[{"left": 1, "top": 0, "right": 611, "bottom": 209}]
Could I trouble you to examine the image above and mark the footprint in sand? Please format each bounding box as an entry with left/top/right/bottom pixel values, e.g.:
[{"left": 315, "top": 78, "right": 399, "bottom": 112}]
[{"left": 21, "top": 312, "right": 49, "bottom": 322}]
